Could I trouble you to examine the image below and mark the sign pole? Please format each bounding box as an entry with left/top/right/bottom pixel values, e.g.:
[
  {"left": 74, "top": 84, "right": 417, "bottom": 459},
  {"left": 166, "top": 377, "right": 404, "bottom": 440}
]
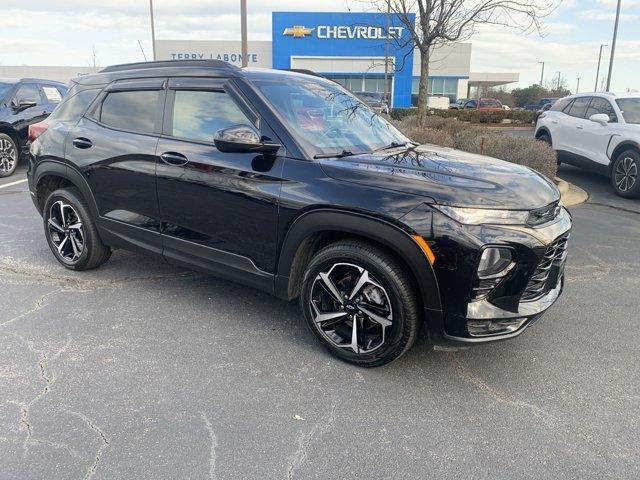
[{"left": 241, "top": 0, "right": 248, "bottom": 68}]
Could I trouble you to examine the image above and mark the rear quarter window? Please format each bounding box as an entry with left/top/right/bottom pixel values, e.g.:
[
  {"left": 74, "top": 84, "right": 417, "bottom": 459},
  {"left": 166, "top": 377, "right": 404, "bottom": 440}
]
[{"left": 48, "top": 88, "right": 101, "bottom": 122}]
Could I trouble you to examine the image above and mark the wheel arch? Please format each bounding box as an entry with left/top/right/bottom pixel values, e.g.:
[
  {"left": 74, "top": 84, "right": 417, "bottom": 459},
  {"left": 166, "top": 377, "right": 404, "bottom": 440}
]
[
  {"left": 275, "top": 209, "right": 442, "bottom": 314},
  {"left": 33, "top": 161, "right": 99, "bottom": 217},
  {"left": 535, "top": 127, "right": 551, "bottom": 141},
  {"left": 609, "top": 140, "right": 640, "bottom": 171},
  {"left": 0, "top": 123, "right": 19, "bottom": 148}
]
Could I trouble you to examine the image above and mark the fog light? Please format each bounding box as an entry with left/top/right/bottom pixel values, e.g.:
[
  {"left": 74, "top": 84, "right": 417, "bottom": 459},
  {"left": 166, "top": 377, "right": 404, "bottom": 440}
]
[
  {"left": 468, "top": 318, "right": 527, "bottom": 337},
  {"left": 472, "top": 247, "right": 515, "bottom": 300}
]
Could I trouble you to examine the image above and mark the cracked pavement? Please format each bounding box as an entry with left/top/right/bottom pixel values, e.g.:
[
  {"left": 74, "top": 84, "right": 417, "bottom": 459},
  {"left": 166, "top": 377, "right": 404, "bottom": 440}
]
[{"left": 1, "top": 165, "right": 639, "bottom": 479}]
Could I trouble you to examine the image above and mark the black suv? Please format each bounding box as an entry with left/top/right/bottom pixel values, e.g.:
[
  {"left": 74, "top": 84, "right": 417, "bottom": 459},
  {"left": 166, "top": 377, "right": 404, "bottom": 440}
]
[
  {"left": 28, "top": 61, "right": 571, "bottom": 366},
  {"left": 0, "top": 78, "right": 67, "bottom": 177}
]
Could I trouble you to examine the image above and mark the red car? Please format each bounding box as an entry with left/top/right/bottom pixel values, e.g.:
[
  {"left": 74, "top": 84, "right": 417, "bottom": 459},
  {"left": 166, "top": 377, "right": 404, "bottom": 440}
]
[{"left": 463, "top": 98, "right": 504, "bottom": 111}]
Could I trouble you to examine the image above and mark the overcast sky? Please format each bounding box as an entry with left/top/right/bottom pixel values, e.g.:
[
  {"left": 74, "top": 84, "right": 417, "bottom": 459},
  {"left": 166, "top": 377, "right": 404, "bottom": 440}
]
[{"left": 1, "top": 0, "right": 639, "bottom": 92}]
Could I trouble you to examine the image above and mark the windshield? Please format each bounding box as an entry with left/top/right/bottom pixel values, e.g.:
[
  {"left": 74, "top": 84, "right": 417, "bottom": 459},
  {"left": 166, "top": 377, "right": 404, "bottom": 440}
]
[
  {"left": 254, "top": 76, "right": 409, "bottom": 157},
  {"left": 616, "top": 98, "right": 640, "bottom": 124},
  {"left": 0, "top": 82, "right": 16, "bottom": 101},
  {"left": 480, "top": 99, "right": 501, "bottom": 108}
]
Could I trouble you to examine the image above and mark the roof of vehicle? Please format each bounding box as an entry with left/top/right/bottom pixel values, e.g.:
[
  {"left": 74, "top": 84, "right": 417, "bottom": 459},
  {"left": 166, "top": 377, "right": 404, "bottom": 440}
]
[
  {"left": 73, "top": 60, "right": 337, "bottom": 87},
  {"left": 565, "top": 91, "right": 640, "bottom": 100},
  {"left": 0, "top": 78, "right": 19, "bottom": 84}
]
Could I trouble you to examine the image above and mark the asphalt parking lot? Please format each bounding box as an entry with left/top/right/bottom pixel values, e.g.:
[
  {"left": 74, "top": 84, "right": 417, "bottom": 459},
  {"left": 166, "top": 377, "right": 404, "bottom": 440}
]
[{"left": 1, "top": 162, "right": 639, "bottom": 479}]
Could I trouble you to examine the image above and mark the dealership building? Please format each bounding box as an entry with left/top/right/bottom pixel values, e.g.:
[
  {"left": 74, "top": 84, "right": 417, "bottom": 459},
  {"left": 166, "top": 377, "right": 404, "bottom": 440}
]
[{"left": 0, "top": 11, "right": 518, "bottom": 107}]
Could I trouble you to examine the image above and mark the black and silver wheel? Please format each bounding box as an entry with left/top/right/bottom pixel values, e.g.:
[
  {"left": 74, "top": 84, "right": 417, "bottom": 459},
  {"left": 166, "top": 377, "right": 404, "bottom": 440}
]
[
  {"left": 43, "top": 188, "right": 111, "bottom": 270},
  {"left": 611, "top": 149, "right": 640, "bottom": 198},
  {"left": 0, "top": 133, "right": 18, "bottom": 178},
  {"left": 300, "top": 240, "right": 420, "bottom": 367}
]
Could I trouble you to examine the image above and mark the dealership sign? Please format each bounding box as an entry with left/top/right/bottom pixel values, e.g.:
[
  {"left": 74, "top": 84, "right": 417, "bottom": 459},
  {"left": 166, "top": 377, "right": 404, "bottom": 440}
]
[{"left": 283, "top": 24, "right": 404, "bottom": 40}]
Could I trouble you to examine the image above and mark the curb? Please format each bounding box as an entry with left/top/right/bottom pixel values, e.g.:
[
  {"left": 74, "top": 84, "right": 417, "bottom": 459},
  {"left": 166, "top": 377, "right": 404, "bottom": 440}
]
[{"left": 555, "top": 177, "right": 588, "bottom": 206}]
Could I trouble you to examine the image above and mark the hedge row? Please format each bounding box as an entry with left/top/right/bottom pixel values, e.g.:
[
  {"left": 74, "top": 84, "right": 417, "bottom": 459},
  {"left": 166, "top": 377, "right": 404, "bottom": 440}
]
[
  {"left": 390, "top": 107, "right": 536, "bottom": 124},
  {"left": 391, "top": 114, "right": 557, "bottom": 180}
]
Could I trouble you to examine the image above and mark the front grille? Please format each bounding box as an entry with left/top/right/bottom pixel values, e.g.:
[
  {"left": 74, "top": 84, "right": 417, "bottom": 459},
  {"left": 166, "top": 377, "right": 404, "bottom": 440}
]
[{"left": 521, "top": 234, "right": 569, "bottom": 302}]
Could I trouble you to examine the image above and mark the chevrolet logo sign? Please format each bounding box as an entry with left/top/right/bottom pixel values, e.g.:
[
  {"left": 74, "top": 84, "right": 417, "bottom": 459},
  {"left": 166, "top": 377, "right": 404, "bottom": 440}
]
[{"left": 283, "top": 26, "right": 314, "bottom": 38}]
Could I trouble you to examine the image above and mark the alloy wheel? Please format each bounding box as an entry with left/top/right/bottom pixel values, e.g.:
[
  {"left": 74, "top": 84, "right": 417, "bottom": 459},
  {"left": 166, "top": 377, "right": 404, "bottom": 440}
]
[
  {"left": 0, "top": 138, "right": 17, "bottom": 174},
  {"left": 47, "top": 201, "right": 85, "bottom": 263},
  {"left": 309, "top": 263, "right": 393, "bottom": 354},
  {"left": 614, "top": 156, "right": 638, "bottom": 192}
]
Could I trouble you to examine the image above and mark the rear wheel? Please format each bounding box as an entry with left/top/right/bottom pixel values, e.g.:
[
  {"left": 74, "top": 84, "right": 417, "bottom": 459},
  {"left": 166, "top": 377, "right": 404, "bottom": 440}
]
[
  {"left": 43, "top": 188, "right": 111, "bottom": 270},
  {"left": 610, "top": 149, "right": 640, "bottom": 198},
  {"left": 0, "top": 133, "right": 19, "bottom": 178},
  {"left": 300, "top": 240, "right": 421, "bottom": 367}
]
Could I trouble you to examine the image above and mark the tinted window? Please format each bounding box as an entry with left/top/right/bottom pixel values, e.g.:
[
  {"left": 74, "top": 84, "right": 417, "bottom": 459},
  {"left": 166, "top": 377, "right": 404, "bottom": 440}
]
[
  {"left": 480, "top": 99, "right": 501, "bottom": 108},
  {"left": 14, "top": 84, "right": 42, "bottom": 105},
  {"left": 585, "top": 97, "right": 617, "bottom": 122},
  {"left": 0, "top": 82, "right": 16, "bottom": 101},
  {"left": 567, "top": 97, "right": 591, "bottom": 118},
  {"left": 100, "top": 90, "right": 159, "bottom": 133},
  {"left": 616, "top": 98, "right": 640, "bottom": 124},
  {"left": 550, "top": 98, "right": 571, "bottom": 112},
  {"left": 171, "top": 90, "right": 251, "bottom": 142},
  {"left": 465, "top": 100, "right": 477, "bottom": 108},
  {"left": 48, "top": 88, "right": 100, "bottom": 122}
]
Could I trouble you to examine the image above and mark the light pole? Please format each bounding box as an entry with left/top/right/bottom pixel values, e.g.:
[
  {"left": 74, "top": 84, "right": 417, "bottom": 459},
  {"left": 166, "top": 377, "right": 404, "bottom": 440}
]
[
  {"left": 240, "top": 0, "right": 248, "bottom": 67},
  {"left": 606, "top": 0, "right": 622, "bottom": 92},
  {"left": 149, "top": 0, "right": 156, "bottom": 61},
  {"left": 576, "top": 77, "right": 581, "bottom": 94},
  {"left": 595, "top": 44, "right": 608, "bottom": 91},
  {"left": 538, "top": 61, "right": 545, "bottom": 86},
  {"left": 556, "top": 71, "right": 562, "bottom": 91}
]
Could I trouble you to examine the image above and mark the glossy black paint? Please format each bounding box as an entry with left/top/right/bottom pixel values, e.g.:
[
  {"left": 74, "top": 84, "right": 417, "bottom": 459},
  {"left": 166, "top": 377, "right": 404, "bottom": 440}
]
[
  {"left": 28, "top": 61, "right": 571, "bottom": 347},
  {"left": 0, "top": 79, "right": 67, "bottom": 156}
]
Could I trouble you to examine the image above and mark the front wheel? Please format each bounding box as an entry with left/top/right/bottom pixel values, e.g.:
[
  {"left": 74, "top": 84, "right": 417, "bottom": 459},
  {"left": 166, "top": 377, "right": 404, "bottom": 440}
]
[
  {"left": 300, "top": 240, "right": 421, "bottom": 367},
  {"left": 43, "top": 188, "right": 112, "bottom": 270},
  {"left": 610, "top": 149, "right": 640, "bottom": 198},
  {"left": 0, "top": 133, "right": 19, "bottom": 178}
]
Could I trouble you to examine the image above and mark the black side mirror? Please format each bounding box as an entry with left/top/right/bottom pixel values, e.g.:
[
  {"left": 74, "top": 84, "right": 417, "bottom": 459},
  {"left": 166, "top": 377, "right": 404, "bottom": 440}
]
[
  {"left": 213, "top": 124, "right": 280, "bottom": 155},
  {"left": 12, "top": 100, "right": 37, "bottom": 112}
]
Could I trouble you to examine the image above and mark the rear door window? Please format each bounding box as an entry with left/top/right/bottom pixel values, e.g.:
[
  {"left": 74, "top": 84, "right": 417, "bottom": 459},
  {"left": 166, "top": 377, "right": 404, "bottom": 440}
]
[
  {"left": 566, "top": 97, "right": 591, "bottom": 118},
  {"left": 99, "top": 90, "right": 160, "bottom": 134},
  {"left": 550, "top": 98, "right": 571, "bottom": 112}
]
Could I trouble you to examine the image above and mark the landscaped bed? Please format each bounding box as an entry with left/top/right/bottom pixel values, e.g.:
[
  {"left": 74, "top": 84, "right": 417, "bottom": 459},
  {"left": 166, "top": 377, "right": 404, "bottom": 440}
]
[{"left": 391, "top": 114, "right": 557, "bottom": 180}]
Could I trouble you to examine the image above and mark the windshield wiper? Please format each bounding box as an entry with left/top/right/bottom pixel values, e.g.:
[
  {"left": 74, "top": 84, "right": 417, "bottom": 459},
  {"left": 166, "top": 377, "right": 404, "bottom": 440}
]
[
  {"left": 313, "top": 150, "right": 356, "bottom": 159},
  {"left": 371, "top": 141, "right": 418, "bottom": 153}
]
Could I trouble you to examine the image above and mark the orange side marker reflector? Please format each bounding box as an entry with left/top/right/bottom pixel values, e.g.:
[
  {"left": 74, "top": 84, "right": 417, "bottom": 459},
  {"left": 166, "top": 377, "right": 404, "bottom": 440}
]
[{"left": 411, "top": 235, "right": 436, "bottom": 265}]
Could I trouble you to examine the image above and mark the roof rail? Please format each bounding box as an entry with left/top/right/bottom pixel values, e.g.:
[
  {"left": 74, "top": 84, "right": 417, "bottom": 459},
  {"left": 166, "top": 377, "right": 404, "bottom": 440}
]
[
  {"left": 20, "top": 77, "right": 65, "bottom": 84},
  {"left": 100, "top": 60, "right": 240, "bottom": 73}
]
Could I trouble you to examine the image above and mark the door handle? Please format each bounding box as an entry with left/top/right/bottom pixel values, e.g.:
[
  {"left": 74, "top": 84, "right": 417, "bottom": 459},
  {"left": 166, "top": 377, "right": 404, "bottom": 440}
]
[
  {"left": 72, "top": 137, "right": 93, "bottom": 149},
  {"left": 576, "top": 126, "right": 584, "bottom": 130},
  {"left": 160, "top": 152, "right": 189, "bottom": 166},
  {"left": 551, "top": 120, "right": 558, "bottom": 124}
]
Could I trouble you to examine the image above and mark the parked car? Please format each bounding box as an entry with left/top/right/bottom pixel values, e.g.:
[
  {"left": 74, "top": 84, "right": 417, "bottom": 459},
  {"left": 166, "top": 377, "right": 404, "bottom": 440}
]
[
  {"left": 449, "top": 98, "right": 469, "bottom": 110},
  {"left": 28, "top": 60, "right": 571, "bottom": 366},
  {"left": 534, "top": 101, "right": 555, "bottom": 125},
  {"left": 525, "top": 98, "right": 559, "bottom": 111},
  {"left": 535, "top": 92, "right": 640, "bottom": 198},
  {"left": 463, "top": 98, "right": 504, "bottom": 111},
  {"left": 0, "top": 78, "right": 67, "bottom": 177},
  {"left": 354, "top": 91, "right": 389, "bottom": 114}
]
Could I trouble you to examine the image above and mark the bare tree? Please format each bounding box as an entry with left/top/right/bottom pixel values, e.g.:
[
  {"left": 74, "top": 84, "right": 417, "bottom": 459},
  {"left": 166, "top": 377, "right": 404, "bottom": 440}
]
[{"left": 370, "top": 0, "right": 555, "bottom": 122}]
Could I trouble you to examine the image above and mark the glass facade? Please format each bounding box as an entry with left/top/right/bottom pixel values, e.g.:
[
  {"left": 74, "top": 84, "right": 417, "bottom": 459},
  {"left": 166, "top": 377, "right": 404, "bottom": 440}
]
[
  {"left": 411, "top": 77, "right": 459, "bottom": 105},
  {"left": 327, "top": 75, "right": 391, "bottom": 94}
]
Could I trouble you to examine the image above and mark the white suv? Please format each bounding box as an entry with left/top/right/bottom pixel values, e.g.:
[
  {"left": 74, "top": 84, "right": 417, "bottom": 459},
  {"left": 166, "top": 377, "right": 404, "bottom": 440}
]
[{"left": 535, "top": 93, "right": 640, "bottom": 198}]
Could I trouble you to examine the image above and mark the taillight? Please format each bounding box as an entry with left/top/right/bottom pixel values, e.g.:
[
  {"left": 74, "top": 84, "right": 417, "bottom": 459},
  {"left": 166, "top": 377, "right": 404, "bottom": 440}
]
[{"left": 28, "top": 122, "right": 48, "bottom": 143}]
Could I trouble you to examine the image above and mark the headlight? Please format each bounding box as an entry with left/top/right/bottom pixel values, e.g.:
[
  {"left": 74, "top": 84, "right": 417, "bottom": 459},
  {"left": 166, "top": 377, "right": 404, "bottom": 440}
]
[{"left": 433, "top": 205, "right": 529, "bottom": 226}]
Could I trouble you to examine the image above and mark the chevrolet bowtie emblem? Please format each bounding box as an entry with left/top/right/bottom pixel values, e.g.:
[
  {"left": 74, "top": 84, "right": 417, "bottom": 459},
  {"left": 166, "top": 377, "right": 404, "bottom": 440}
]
[{"left": 283, "top": 26, "right": 314, "bottom": 38}]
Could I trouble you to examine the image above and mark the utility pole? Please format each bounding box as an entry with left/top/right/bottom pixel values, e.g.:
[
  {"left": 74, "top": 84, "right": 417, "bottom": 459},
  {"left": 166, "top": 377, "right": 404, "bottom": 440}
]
[
  {"left": 606, "top": 0, "right": 622, "bottom": 92},
  {"left": 576, "top": 77, "right": 581, "bottom": 94},
  {"left": 149, "top": 0, "right": 156, "bottom": 61},
  {"left": 240, "top": 0, "right": 248, "bottom": 67},
  {"left": 556, "top": 71, "right": 561, "bottom": 91},
  {"left": 538, "top": 61, "right": 545, "bottom": 86},
  {"left": 383, "top": 0, "right": 391, "bottom": 108},
  {"left": 595, "top": 44, "right": 608, "bottom": 91}
]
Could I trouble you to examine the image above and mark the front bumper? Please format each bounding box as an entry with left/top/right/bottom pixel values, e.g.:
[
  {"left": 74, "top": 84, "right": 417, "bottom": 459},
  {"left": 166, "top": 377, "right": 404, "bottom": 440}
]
[{"left": 426, "top": 206, "right": 572, "bottom": 347}]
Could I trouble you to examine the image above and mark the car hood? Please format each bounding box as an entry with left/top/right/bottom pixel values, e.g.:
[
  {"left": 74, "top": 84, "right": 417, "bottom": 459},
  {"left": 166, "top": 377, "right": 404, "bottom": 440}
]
[{"left": 319, "top": 144, "right": 560, "bottom": 209}]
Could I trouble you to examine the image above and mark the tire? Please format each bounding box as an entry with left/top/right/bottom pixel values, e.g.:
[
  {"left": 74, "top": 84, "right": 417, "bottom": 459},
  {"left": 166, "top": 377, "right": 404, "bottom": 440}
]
[
  {"left": 537, "top": 132, "right": 560, "bottom": 165},
  {"left": 299, "top": 240, "right": 421, "bottom": 367},
  {"left": 43, "top": 187, "right": 111, "bottom": 270},
  {"left": 0, "top": 133, "right": 19, "bottom": 178},
  {"left": 610, "top": 149, "right": 640, "bottom": 198}
]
